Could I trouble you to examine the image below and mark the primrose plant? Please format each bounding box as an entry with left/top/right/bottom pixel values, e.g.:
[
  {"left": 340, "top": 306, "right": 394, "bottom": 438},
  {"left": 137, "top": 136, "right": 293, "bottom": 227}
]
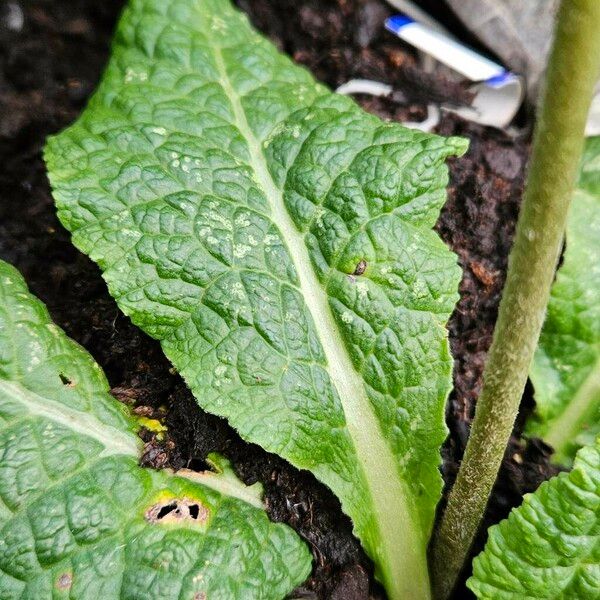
[
  {"left": 0, "top": 0, "right": 594, "bottom": 599},
  {"left": 0, "top": 260, "right": 311, "bottom": 599},
  {"left": 45, "top": 0, "right": 466, "bottom": 598}
]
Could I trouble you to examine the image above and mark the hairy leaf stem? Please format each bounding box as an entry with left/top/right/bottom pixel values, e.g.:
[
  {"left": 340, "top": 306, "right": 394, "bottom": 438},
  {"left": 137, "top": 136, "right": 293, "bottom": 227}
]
[{"left": 431, "top": 1, "right": 600, "bottom": 597}]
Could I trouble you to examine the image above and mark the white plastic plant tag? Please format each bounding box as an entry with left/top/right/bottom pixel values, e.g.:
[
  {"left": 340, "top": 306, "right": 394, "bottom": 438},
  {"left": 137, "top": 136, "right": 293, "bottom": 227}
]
[{"left": 385, "top": 14, "right": 524, "bottom": 128}]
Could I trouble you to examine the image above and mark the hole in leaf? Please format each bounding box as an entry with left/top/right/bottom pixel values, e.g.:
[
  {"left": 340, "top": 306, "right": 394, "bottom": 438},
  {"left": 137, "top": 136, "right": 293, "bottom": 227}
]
[
  {"left": 156, "top": 503, "right": 177, "bottom": 519},
  {"left": 59, "top": 373, "right": 74, "bottom": 386},
  {"left": 145, "top": 498, "right": 209, "bottom": 524}
]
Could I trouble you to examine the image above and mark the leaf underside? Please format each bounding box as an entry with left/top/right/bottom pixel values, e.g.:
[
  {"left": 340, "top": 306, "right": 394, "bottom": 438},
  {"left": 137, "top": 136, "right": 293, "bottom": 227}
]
[
  {"left": 44, "top": 0, "right": 466, "bottom": 595},
  {"left": 529, "top": 136, "right": 600, "bottom": 463},
  {"left": 468, "top": 437, "right": 600, "bottom": 599},
  {"left": 0, "top": 260, "right": 310, "bottom": 599}
]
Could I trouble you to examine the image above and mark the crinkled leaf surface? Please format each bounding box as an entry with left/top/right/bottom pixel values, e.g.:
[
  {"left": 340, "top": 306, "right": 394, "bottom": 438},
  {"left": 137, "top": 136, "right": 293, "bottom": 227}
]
[
  {"left": 468, "top": 437, "right": 600, "bottom": 599},
  {"left": 0, "top": 260, "right": 310, "bottom": 599},
  {"left": 529, "top": 136, "right": 600, "bottom": 463},
  {"left": 44, "top": 1, "right": 466, "bottom": 596}
]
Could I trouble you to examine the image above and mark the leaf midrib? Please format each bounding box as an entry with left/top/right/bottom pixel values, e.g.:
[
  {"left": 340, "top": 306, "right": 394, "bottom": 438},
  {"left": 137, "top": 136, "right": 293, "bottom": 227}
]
[
  {"left": 212, "top": 44, "right": 430, "bottom": 598},
  {"left": 1, "top": 378, "right": 269, "bottom": 514},
  {"left": 0, "top": 379, "right": 139, "bottom": 457}
]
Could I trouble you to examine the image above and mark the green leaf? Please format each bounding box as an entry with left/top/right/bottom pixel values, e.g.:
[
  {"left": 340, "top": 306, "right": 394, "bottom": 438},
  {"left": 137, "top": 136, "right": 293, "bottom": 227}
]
[
  {"left": 528, "top": 136, "right": 600, "bottom": 463},
  {"left": 468, "top": 437, "right": 600, "bottom": 599},
  {"left": 44, "top": 1, "right": 467, "bottom": 596},
  {"left": 0, "top": 259, "right": 311, "bottom": 599}
]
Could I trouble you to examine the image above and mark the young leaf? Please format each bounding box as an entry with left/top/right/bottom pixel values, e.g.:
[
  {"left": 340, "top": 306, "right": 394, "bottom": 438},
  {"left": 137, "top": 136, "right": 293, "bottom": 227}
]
[
  {"left": 468, "top": 437, "right": 600, "bottom": 599},
  {"left": 0, "top": 259, "right": 310, "bottom": 599},
  {"left": 44, "top": 0, "right": 467, "bottom": 595},
  {"left": 528, "top": 136, "right": 600, "bottom": 463}
]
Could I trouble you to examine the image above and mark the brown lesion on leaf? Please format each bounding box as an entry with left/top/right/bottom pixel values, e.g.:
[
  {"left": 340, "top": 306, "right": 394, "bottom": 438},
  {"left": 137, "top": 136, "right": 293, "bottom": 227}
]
[
  {"left": 145, "top": 498, "right": 209, "bottom": 524},
  {"left": 56, "top": 572, "right": 72, "bottom": 590},
  {"left": 352, "top": 259, "right": 367, "bottom": 276}
]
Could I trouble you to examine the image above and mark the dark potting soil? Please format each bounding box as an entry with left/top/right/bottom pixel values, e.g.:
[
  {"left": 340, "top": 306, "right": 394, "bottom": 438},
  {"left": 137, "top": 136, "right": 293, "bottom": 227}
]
[{"left": 0, "top": 1, "right": 561, "bottom": 598}]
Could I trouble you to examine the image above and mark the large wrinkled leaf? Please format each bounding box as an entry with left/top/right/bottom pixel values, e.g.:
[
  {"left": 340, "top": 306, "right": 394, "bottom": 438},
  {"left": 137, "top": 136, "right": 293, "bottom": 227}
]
[
  {"left": 0, "top": 259, "right": 310, "bottom": 599},
  {"left": 529, "top": 137, "right": 600, "bottom": 463},
  {"left": 44, "top": 1, "right": 466, "bottom": 596},
  {"left": 468, "top": 437, "right": 600, "bottom": 599}
]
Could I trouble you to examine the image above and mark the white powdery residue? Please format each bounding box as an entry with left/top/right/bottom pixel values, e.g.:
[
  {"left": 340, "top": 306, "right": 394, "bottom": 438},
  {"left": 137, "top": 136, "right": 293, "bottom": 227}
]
[
  {"left": 151, "top": 127, "right": 167, "bottom": 136},
  {"left": 247, "top": 235, "right": 258, "bottom": 247},
  {"left": 263, "top": 120, "right": 287, "bottom": 149},
  {"left": 214, "top": 364, "right": 227, "bottom": 377},
  {"left": 182, "top": 164, "right": 190, "bottom": 173},
  {"left": 211, "top": 16, "right": 226, "bottom": 31},
  {"left": 410, "top": 418, "right": 421, "bottom": 431},
  {"left": 234, "top": 214, "right": 250, "bottom": 228},
  {"left": 230, "top": 282, "right": 245, "bottom": 300},
  {"left": 171, "top": 159, "right": 180, "bottom": 168},
  {"left": 356, "top": 280, "right": 369, "bottom": 300},
  {"left": 210, "top": 212, "right": 232, "bottom": 231},
  {"left": 341, "top": 311, "right": 354, "bottom": 324},
  {"left": 314, "top": 208, "right": 325, "bottom": 228},
  {"left": 290, "top": 125, "right": 301, "bottom": 139},
  {"left": 233, "top": 244, "right": 251, "bottom": 259},
  {"left": 121, "top": 229, "right": 141, "bottom": 240},
  {"left": 124, "top": 68, "right": 148, "bottom": 83},
  {"left": 206, "top": 236, "right": 218, "bottom": 245},
  {"left": 413, "top": 279, "right": 427, "bottom": 298},
  {"left": 264, "top": 234, "right": 279, "bottom": 246},
  {"left": 27, "top": 341, "right": 43, "bottom": 370},
  {"left": 170, "top": 152, "right": 179, "bottom": 159}
]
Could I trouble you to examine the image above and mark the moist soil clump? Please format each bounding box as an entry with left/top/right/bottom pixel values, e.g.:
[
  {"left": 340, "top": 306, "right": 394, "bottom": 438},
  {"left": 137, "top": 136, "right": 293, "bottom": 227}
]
[{"left": 0, "top": 1, "right": 560, "bottom": 598}]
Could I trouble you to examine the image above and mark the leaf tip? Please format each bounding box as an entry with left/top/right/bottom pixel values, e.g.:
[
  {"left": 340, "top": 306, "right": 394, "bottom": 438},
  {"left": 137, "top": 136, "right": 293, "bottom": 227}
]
[{"left": 448, "top": 135, "right": 469, "bottom": 157}]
